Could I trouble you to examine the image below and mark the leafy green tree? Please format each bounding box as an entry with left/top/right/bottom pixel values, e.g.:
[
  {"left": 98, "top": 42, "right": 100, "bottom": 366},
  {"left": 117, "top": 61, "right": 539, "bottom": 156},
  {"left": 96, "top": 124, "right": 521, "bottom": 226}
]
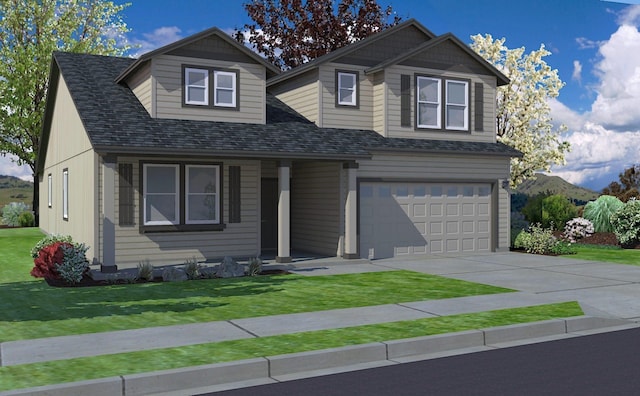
[
  {"left": 0, "top": 0, "right": 131, "bottom": 224},
  {"left": 541, "top": 195, "right": 578, "bottom": 231},
  {"left": 602, "top": 164, "right": 640, "bottom": 202},
  {"left": 238, "top": 0, "right": 402, "bottom": 70},
  {"left": 470, "top": 35, "right": 570, "bottom": 188}
]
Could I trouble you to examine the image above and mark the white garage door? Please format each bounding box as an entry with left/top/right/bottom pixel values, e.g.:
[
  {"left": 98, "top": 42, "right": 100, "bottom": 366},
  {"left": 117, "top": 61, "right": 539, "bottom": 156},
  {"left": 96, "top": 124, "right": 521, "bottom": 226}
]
[{"left": 359, "top": 182, "right": 492, "bottom": 259}]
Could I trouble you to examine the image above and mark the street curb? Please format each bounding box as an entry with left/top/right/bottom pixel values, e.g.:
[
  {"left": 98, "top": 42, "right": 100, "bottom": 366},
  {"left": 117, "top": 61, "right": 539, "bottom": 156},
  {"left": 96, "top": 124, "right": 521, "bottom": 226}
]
[{"left": 0, "top": 316, "right": 634, "bottom": 396}]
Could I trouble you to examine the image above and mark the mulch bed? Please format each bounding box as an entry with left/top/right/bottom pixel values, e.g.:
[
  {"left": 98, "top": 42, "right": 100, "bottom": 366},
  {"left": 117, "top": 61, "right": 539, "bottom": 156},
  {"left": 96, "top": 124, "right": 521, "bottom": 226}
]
[{"left": 45, "top": 269, "right": 290, "bottom": 288}]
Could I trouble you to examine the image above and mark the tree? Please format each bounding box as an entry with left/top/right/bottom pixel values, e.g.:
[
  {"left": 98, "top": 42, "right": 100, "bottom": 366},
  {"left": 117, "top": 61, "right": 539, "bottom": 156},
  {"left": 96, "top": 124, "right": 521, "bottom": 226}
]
[
  {"left": 0, "top": 0, "right": 131, "bottom": 224},
  {"left": 238, "top": 0, "right": 401, "bottom": 70},
  {"left": 470, "top": 35, "right": 570, "bottom": 188},
  {"left": 602, "top": 164, "right": 640, "bottom": 202}
]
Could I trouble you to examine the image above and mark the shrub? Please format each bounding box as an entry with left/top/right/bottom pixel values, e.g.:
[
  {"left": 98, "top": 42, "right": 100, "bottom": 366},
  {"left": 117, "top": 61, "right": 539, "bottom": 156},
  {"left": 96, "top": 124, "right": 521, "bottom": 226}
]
[
  {"left": 31, "top": 234, "right": 73, "bottom": 258},
  {"left": 583, "top": 195, "right": 624, "bottom": 233},
  {"left": 514, "top": 223, "right": 574, "bottom": 255},
  {"left": 31, "top": 242, "right": 67, "bottom": 279},
  {"left": 541, "top": 195, "right": 578, "bottom": 231},
  {"left": 248, "top": 257, "right": 262, "bottom": 276},
  {"left": 56, "top": 243, "right": 90, "bottom": 284},
  {"left": 183, "top": 257, "right": 201, "bottom": 280},
  {"left": 510, "top": 212, "right": 529, "bottom": 247},
  {"left": 563, "top": 218, "right": 594, "bottom": 243},
  {"left": 1, "top": 202, "right": 29, "bottom": 227},
  {"left": 513, "top": 230, "right": 532, "bottom": 250},
  {"left": 137, "top": 259, "right": 154, "bottom": 281},
  {"left": 18, "top": 211, "right": 35, "bottom": 227},
  {"left": 611, "top": 199, "right": 640, "bottom": 247}
]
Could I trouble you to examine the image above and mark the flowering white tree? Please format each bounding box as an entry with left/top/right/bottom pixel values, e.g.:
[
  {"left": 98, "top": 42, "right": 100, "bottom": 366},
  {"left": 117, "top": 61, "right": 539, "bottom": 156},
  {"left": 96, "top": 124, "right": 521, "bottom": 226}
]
[{"left": 470, "top": 34, "right": 570, "bottom": 188}]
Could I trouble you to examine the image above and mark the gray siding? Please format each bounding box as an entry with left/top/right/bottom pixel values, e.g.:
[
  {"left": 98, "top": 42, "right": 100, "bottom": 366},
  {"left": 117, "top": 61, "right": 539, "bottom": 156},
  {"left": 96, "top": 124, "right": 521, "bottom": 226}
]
[
  {"left": 384, "top": 64, "right": 497, "bottom": 142},
  {"left": 291, "top": 162, "right": 341, "bottom": 256},
  {"left": 39, "top": 74, "right": 97, "bottom": 258},
  {"left": 153, "top": 54, "right": 266, "bottom": 123},
  {"left": 167, "top": 35, "right": 259, "bottom": 65},
  {"left": 125, "top": 62, "right": 152, "bottom": 116},
  {"left": 269, "top": 69, "right": 319, "bottom": 125},
  {"left": 319, "top": 63, "right": 373, "bottom": 129},
  {"left": 357, "top": 153, "right": 511, "bottom": 251},
  {"left": 110, "top": 157, "right": 260, "bottom": 268}
]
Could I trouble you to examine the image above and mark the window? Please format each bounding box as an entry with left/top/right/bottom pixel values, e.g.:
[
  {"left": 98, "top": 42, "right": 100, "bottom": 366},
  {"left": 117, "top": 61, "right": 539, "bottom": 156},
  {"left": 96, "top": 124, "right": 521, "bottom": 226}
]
[
  {"left": 142, "top": 163, "right": 223, "bottom": 230},
  {"left": 47, "top": 174, "right": 52, "bottom": 208},
  {"left": 416, "top": 76, "right": 469, "bottom": 131},
  {"left": 62, "top": 169, "right": 68, "bottom": 220},
  {"left": 184, "top": 68, "right": 209, "bottom": 106},
  {"left": 186, "top": 165, "right": 219, "bottom": 224},
  {"left": 337, "top": 71, "right": 358, "bottom": 106},
  {"left": 417, "top": 76, "right": 441, "bottom": 128},
  {"left": 213, "top": 70, "right": 237, "bottom": 108},
  {"left": 143, "top": 164, "right": 179, "bottom": 225},
  {"left": 446, "top": 80, "right": 469, "bottom": 130}
]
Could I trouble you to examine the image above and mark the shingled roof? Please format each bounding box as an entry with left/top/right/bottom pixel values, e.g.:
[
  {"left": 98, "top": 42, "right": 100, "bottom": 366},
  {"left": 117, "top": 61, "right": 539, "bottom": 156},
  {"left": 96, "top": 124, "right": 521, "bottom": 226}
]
[{"left": 37, "top": 51, "right": 520, "bottom": 175}]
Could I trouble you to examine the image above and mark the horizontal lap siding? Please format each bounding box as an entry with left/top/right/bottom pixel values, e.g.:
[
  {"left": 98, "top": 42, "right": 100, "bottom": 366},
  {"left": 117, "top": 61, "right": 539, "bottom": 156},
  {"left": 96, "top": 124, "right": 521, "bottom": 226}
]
[
  {"left": 126, "top": 62, "right": 152, "bottom": 116},
  {"left": 113, "top": 158, "right": 259, "bottom": 268},
  {"left": 292, "top": 162, "right": 341, "bottom": 256},
  {"left": 385, "top": 65, "right": 497, "bottom": 143},
  {"left": 320, "top": 63, "right": 373, "bottom": 130},
  {"left": 154, "top": 55, "right": 265, "bottom": 123},
  {"left": 269, "top": 69, "right": 319, "bottom": 124},
  {"left": 372, "top": 71, "right": 386, "bottom": 136}
]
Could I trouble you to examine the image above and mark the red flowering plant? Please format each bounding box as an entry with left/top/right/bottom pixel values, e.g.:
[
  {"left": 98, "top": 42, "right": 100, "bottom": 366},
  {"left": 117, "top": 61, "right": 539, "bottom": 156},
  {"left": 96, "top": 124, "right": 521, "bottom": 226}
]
[{"left": 30, "top": 242, "right": 70, "bottom": 280}]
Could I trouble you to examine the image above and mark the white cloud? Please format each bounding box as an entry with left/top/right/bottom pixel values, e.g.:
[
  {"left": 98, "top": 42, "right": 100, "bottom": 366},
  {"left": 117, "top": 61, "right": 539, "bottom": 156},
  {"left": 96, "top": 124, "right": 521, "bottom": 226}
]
[
  {"left": 571, "top": 60, "right": 582, "bottom": 83},
  {"left": 575, "top": 37, "right": 604, "bottom": 49},
  {"left": 0, "top": 154, "right": 32, "bottom": 181},
  {"left": 618, "top": 4, "right": 640, "bottom": 25},
  {"left": 130, "top": 26, "right": 183, "bottom": 56}
]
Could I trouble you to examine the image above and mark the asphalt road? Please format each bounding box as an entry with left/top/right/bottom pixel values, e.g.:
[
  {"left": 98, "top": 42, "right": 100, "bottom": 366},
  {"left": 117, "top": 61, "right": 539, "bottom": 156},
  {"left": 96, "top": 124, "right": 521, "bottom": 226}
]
[{"left": 202, "top": 328, "right": 640, "bottom": 395}]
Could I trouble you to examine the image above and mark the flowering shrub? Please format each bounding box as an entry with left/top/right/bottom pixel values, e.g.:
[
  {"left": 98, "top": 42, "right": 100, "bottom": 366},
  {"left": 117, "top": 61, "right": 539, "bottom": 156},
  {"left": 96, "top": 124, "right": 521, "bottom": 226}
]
[
  {"left": 30, "top": 239, "right": 90, "bottom": 284},
  {"left": 514, "top": 223, "right": 575, "bottom": 255},
  {"left": 611, "top": 199, "right": 640, "bottom": 247},
  {"left": 563, "top": 218, "right": 594, "bottom": 243},
  {"left": 31, "top": 234, "right": 73, "bottom": 258}
]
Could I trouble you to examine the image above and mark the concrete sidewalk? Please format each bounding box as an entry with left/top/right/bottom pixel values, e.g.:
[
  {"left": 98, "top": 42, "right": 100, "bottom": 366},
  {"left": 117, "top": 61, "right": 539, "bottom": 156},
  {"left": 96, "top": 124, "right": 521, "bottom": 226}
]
[{"left": 3, "top": 252, "right": 640, "bottom": 395}]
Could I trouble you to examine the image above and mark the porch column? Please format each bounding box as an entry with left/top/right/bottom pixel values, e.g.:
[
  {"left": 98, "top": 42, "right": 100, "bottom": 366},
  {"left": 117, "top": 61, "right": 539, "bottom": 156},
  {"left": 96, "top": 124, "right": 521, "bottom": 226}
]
[
  {"left": 101, "top": 156, "right": 117, "bottom": 273},
  {"left": 276, "top": 160, "right": 292, "bottom": 263},
  {"left": 343, "top": 162, "right": 359, "bottom": 259}
]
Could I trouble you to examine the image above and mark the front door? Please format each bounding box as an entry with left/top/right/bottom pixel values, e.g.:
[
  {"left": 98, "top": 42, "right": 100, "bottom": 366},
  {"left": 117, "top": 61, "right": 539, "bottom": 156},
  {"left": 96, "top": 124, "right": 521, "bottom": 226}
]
[{"left": 261, "top": 178, "right": 278, "bottom": 251}]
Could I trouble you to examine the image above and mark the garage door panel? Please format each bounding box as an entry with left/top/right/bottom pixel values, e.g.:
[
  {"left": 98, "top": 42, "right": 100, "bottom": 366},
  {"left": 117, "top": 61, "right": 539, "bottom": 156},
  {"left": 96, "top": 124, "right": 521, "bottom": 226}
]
[{"left": 360, "top": 182, "right": 492, "bottom": 259}]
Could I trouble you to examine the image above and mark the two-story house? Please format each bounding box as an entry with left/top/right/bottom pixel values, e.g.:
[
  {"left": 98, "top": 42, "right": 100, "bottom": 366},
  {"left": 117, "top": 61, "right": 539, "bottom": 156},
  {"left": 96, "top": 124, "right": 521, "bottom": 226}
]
[{"left": 37, "top": 19, "right": 519, "bottom": 271}]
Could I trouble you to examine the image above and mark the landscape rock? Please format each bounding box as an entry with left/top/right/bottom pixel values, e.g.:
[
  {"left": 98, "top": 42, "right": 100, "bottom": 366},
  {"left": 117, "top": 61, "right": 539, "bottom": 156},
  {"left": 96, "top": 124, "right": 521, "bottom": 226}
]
[
  {"left": 216, "top": 256, "right": 245, "bottom": 278},
  {"left": 162, "top": 267, "right": 188, "bottom": 282}
]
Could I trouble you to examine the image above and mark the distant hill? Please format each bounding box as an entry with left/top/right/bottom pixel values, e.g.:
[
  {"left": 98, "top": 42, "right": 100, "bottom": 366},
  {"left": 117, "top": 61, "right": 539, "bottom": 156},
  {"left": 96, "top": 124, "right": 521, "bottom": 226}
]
[
  {"left": 515, "top": 173, "right": 598, "bottom": 203},
  {"left": 0, "top": 175, "right": 33, "bottom": 208}
]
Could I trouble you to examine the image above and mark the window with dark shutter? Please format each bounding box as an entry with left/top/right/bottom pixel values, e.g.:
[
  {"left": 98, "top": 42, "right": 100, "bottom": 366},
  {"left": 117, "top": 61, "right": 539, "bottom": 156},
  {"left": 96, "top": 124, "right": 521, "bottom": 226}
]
[
  {"left": 401, "top": 74, "right": 411, "bottom": 127},
  {"left": 119, "top": 163, "right": 134, "bottom": 226},
  {"left": 229, "top": 166, "right": 241, "bottom": 223},
  {"left": 474, "top": 82, "right": 484, "bottom": 132}
]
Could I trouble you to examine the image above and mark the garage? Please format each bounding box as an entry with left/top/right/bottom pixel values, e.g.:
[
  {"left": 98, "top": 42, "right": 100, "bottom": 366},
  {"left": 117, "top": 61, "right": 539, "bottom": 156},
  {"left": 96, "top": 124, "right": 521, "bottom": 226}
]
[{"left": 359, "top": 182, "right": 492, "bottom": 259}]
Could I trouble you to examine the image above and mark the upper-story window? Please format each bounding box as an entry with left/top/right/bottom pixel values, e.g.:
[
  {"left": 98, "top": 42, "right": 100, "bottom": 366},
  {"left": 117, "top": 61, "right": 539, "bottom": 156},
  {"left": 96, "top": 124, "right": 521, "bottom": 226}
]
[
  {"left": 416, "top": 76, "right": 469, "bottom": 131},
  {"left": 214, "top": 70, "right": 237, "bottom": 108},
  {"left": 336, "top": 71, "right": 358, "bottom": 107},
  {"left": 185, "top": 67, "right": 209, "bottom": 106},
  {"left": 183, "top": 66, "right": 239, "bottom": 110}
]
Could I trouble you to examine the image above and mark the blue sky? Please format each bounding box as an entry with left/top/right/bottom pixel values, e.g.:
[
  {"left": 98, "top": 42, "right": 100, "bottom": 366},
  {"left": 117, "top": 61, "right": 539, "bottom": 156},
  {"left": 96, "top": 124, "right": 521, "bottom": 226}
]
[{"left": 3, "top": 0, "right": 639, "bottom": 191}]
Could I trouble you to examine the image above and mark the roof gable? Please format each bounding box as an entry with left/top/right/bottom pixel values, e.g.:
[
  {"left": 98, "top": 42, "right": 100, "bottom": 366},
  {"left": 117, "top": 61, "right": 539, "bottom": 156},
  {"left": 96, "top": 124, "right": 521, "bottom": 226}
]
[
  {"left": 115, "top": 27, "right": 280, "bottom": 83},
  {"left": 267, "top": 19, "right": 436, "bottom": 87},
  {"left": 365, "top": 33, "right": 509, "bottom": 86}
]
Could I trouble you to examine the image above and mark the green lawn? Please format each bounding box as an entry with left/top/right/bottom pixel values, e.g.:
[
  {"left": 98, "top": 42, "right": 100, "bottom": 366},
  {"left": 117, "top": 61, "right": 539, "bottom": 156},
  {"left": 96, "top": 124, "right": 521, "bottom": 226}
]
[
  {"left": 0, "top": 301, "right": 583, "bottom": 391},
  {"left": 570, "top": 244, "right": 640, "bottom": 266}
]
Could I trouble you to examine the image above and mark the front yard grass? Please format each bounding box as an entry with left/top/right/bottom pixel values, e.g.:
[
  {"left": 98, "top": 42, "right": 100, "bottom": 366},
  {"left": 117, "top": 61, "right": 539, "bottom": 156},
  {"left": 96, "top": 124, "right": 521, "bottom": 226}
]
[
  {"left": 570, "top": 244, "right": 640, "bottom": 266},
  {"left": 0, "top": 301, "right": 583, "bottom": 391},
  {"left": 1, "top": 227, "right": 514, "bottom": 342}
]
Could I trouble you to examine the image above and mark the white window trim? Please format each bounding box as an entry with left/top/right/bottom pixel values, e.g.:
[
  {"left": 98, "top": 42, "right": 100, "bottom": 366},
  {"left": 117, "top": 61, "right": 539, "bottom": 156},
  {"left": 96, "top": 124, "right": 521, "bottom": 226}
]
[
  {"left": 213, "top": 70, "right": 236, "bottom": 107},
  {"left": 62, "top": 169, "right": 68, "bottom": 220},
  {"left": 337, "top": 72, "right": 357, "bottom": 106},
  {"left": 445, "top": 80, "right": 469, "bottom": 130},
  {"left": 47, "top": 174, "right": 52, "bottom": 208},
  {"left": 416, "top": 76, "right": 441, "bottom": 129},
  {"left": 185, "top": 165, "right": 220, "bottom": 225},
  {"left": 143, "top": 164, "right": 180, "bottom": 226},
  {"left": 185, "top": 67, "right": 209, "bottom": 106}
]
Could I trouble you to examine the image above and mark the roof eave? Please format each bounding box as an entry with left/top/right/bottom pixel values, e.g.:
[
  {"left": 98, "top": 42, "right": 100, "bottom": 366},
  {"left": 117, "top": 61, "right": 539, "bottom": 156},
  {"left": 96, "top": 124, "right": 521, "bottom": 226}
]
[
  {"left": 367, "top": 145, "right": 522, "bottom": 158},
  {"left": 36, "top": 54, "right": 61, "bottom": 177}
]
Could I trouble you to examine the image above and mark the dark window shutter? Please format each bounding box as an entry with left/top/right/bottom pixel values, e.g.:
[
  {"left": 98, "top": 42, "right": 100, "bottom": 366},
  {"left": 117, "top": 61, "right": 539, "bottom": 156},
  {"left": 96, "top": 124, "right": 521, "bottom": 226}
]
[
  {"left": 474, "top": 82, "right": 484, "bottom": 132},
  {"left": 229, "top": 166, "right": 241, "bottom": 223},
  {"left": 118, "top": 163, "right": 134, "bottom": 226},
  {"left": 401, "top": 75, "right": 411, "bottom": 127}
]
